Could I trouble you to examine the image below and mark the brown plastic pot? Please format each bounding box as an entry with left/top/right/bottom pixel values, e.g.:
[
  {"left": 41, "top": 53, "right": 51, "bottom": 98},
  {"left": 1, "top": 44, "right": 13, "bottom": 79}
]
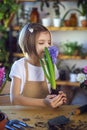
[
  {"left": 81, "top": 20, "right": 87, "bottom": 27},
  {"left": 0, "top": 112, "right": 8, "bottom": 130},
  {"left": 64, "top": 20, "right": 70, "bottom": 27}
]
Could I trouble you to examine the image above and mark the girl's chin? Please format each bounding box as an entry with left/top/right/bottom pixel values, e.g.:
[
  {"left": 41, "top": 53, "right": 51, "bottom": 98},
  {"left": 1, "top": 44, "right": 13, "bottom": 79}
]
[
  {"left": 39, "top": 56, "right": 43, "bottom": 59},
  {"left": 39, "top": 53, "right": 44, "bottom": 59}
]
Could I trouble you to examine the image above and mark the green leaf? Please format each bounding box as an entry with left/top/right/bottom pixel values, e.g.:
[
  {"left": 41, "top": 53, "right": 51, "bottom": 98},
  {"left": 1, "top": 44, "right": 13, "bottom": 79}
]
[
  {"left": 45, "top": 48, "right": 56, "bottom": 89},
  {"left": 40, "top": 59, "right": 50, "bottom": 82},
  {"left": 44, "top": 54, "right": 51, "bottom": 79}
]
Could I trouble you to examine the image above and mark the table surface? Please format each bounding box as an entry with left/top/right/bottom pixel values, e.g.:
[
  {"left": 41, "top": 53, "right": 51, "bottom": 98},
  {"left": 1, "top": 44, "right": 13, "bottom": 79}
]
[{"left": 1, "top": 105, "right": 87, "bottom": 130}]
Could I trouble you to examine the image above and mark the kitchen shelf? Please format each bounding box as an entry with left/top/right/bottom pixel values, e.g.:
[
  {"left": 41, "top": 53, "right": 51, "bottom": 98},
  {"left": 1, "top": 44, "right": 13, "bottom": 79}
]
[
  {"left": 56, "top": 80, "right": 80, "bottom": 87},
  {"left": 47, "top": 26, "right": 87, "bottom": 31},
  {"left": 58, "top": 54, "right": 87, "bottom": 60},
  {"left": 12, "top": 26, "right": 87, "bottom": 31},
  {"left": 13, "top": 53, "right": 87, "bottom": 60}
]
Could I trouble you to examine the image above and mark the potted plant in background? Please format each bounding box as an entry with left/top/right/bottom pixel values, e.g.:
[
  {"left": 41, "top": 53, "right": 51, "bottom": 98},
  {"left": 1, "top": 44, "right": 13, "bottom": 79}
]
[
  {"left": 39, "top": 0, "right": 65, "bottom": 27},
  {"left": 41, "top": 12, "right": 51, "bottom": 27},
  {"left": 0, "top": 66, "right": 7, "bottom": 94},
  {"left": 77, "top": 66, "right": 87, "bottom": 89},
  {"left": 61, "top": 8, "right": 82, "bottom": 27},
  {"left": 77, "top": 0, "right": 87, "bottom": 26},
  {"left": 39, "top": 0, "right": 50, "bottom": 11},
  {"left": 66, "top": 64, "right": 77, "bottom": 82},
  {"left": 60, "top": 41, "right": 82, "bottom": 56},
  {"left": 0, "top": 0, "right": 18, "bottom": 28},
  {"left": 60, "top": 0, "right": 87, "bottom": 27},
  {"left": 39, "top": 0, "right": 51, "bottom": 27},
  {"left": 66, "top": 64, "right": 81, "bottom": 82},
  {"left": 0, "top": 0, "right": 18, "bottom": 93},
  {"left": 56, "top": 61, "right": 70, "bottom": 81},
  {"left": 52, "top": 0, "right": 65, "bottom": 27}
]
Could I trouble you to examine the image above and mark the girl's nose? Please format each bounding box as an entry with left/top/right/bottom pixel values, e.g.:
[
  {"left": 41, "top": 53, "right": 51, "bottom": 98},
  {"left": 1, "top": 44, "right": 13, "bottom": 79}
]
[{"left": 45, "top": 43, "right": 50, "bottom": 48}]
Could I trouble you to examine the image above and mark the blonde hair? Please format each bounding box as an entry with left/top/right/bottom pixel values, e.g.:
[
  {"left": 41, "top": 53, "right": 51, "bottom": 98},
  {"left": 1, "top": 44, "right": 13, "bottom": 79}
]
[{"left": 18, "top": 23, "right": 50, "bottom": 56}]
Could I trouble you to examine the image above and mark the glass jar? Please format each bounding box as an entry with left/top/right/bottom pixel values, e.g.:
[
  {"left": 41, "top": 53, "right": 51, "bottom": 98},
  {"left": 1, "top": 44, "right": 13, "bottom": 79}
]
[
  {"left": 30, "top": 7, "right": 40, "bottom": 23},
  {"left": 69, "top": 13, "right": 77, "bottom": 27}
]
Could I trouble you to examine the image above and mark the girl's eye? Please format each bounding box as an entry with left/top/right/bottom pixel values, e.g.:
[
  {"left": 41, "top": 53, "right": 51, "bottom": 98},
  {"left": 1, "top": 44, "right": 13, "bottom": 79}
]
[
  {"left": 39, "top": 42, "right": 44, "bottom": 45},
  {"left": 48, "top": 42, "right": 51, "bottom": 45},
  {"left": 38, "top": 42, "right": 51, "bottom": 45}
]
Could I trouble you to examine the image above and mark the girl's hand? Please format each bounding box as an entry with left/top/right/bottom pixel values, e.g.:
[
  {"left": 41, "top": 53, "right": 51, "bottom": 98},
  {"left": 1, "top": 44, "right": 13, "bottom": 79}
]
[
  {"left": 44, "top": 91, "right": 67, "bottom": 108},
  {"left": 58, "top": 91, "right": 67, "bottom": 104}
]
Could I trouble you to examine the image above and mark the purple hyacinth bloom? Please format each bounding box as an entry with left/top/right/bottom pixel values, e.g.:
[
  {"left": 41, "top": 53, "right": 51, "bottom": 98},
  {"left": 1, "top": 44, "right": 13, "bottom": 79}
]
[
  {"left": 0, "top": 67, "right": 5, "bottom": 88},
  {"left": 48, "top": 46, "right": 58, "bottom": 64},
  {"left": 83, "top": 66, "right": 87, "bottom": 74}
]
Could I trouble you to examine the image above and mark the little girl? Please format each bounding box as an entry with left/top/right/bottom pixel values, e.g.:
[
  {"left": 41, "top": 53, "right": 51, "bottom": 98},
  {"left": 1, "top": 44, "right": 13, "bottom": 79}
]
[{"left": 9, "top": 23, "right": 67, "bottom": 108}]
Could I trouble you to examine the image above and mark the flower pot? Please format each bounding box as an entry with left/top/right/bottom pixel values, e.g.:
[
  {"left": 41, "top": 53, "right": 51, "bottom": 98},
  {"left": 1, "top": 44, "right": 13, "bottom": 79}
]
[
  {"left": 0, "top": 112, "right": 8, "bottom": 130},
  {"left": 78, "top": 16, "right": 86, "bottom": 26},
  {"left": 81, "top": 20, "right": 87, "bottom": 27},
  {"left": 53, "top": 18, "right": 61, "bottom": 27},
  {"left": 70, "top": 73, "right": 77, "bottom": 82},
  {"left": 64, "top": 20, "right": 70, "bottom": 27},
  {"left": 41, "top": 17, "right": 51, "bottom": 27}
]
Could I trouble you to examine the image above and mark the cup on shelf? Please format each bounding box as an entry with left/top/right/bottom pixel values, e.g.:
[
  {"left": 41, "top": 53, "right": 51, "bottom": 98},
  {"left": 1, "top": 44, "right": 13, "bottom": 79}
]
[
  {"left": 53, "top": 18, "right": 61, "bottom": 27},
  {"left": 41, "top": 17, "right": 51, "bottom": 27},
  {"left": 64, "top": 20, "right": 70, "bottom": 27},
  {"left": 70, "top": 73, "right": 77, "bottom": 82},
  {"left": 81, "top": 20, "right": 87, "bottom": 27},
  {"left": 78, "top": 16, "right": 86, "bottom": 26}
]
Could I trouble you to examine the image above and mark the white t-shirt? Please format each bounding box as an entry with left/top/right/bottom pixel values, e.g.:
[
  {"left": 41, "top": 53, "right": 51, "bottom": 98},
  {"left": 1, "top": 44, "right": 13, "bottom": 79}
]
[{"left": 9, "top": 57, "right": 59, "bottom": 94}]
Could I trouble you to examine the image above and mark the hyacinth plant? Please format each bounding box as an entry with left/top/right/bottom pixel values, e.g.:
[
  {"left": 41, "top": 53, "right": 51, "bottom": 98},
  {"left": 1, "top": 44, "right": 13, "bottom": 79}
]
[
  {"left": 77, "top": 66, "right": 87, "bottom": 89},
  {"left": 40, "top": 46, "right": 58, "bottom": 90},
  {"left": 0, "top": 67, "right": 6, "bottom": 93}
]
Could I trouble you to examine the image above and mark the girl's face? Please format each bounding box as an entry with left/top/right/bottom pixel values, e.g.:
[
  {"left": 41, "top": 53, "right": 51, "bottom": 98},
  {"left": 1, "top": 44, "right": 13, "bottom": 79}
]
[{"left": 36, "top": 31, "right": 51, "bottom": 58}]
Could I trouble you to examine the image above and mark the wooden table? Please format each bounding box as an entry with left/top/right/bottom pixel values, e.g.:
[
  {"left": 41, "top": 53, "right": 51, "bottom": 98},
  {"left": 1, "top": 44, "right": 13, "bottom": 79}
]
[{"left": 1, "top": 105, "right": 87, "bottom": 130}]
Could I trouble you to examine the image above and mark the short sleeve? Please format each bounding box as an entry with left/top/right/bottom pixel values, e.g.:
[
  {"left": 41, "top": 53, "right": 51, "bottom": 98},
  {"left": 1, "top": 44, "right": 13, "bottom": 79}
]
[
  {"left": 9, "top": 58, "right": 26, "bottom": 94},
  {"left": 9, "top": 60, "right": 25, "bottom": 80}
]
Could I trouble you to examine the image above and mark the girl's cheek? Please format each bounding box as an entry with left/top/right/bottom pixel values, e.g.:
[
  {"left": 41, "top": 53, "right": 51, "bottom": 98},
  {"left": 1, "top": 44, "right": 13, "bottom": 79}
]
[
  {"left": 36, "top": 50, "right": 43, "bottom": 58},
  {"left": 39, "top": 51, "right": 44, "bottom": 58}
]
